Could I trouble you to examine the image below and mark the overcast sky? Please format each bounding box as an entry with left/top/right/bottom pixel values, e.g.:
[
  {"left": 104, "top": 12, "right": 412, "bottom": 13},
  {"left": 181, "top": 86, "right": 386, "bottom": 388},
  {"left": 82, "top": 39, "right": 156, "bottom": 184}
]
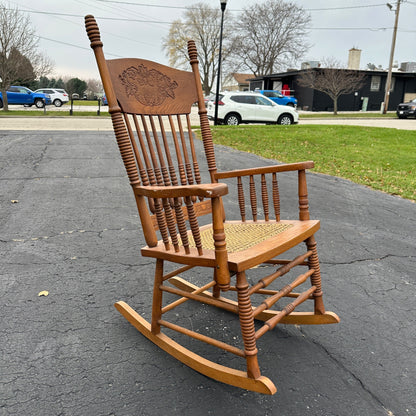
[{"left": 9, "top": 0, "right": 416, "bottom": 81}]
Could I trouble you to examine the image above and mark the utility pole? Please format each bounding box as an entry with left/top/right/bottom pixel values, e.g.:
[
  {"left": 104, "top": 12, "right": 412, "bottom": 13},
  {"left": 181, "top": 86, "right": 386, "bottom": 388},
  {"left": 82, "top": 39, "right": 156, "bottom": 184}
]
[
  {"left": 214, "top": 0, "right": 227, "bottom": 125},
  {"left": 382, "top": 0, "right": 401, "bottom": 114}
]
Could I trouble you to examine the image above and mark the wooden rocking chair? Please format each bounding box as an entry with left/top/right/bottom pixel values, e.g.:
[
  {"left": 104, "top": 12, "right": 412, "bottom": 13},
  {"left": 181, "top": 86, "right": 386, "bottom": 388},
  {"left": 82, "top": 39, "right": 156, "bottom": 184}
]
[{"left": 85, "top": 15, "right": 339, "bottom": 395}]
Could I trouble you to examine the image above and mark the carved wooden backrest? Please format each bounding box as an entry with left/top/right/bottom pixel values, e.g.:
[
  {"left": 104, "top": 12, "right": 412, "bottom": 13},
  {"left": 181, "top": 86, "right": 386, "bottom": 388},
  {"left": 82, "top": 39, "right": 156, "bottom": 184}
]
[
  {"left": 106, "top": 58, "right": 197, "bottom": 115},
  {"left": 85, "top": 15, "right": 218, "bottom": 252}
]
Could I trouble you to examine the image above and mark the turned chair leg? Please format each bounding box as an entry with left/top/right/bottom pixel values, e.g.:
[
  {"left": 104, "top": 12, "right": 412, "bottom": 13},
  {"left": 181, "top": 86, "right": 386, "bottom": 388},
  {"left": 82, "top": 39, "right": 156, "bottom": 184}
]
[
  {"left": 305, "top": 236, "right": 326, "bottom": 315},
  {"left": 236, "top": 271, "right": 261, "bottom": 379},
  {"left": 151, "top": 259, "right": 164, "bottom": 334},
  {"left": 212, "top": 269, "right": 221, "bottom": 298}
]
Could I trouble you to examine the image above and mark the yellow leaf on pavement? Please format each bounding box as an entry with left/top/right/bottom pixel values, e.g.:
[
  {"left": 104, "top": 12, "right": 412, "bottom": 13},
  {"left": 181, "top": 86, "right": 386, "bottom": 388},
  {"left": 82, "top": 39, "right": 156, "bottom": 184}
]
[{"left": 38, "top": 291, "right": 49, "bottom": 297}]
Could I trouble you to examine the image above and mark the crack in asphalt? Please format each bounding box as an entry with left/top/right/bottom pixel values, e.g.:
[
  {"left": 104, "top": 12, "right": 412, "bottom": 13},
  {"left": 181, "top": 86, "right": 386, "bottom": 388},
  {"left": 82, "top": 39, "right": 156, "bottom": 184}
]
[
  {"left": 323, "top": 253, "right": 416, "bottom": 265},
  {"left": 297, "top": 326, "right": 396, "bottom": 416},
  {"left": 2, "top": 227, "right": 141, "bottom": 243}
]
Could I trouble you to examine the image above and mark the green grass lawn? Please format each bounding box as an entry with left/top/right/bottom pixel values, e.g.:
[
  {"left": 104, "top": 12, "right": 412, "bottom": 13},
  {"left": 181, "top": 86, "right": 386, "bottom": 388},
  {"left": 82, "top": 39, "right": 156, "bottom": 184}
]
[
  {"left": 206, "top": 124, "right": 416, "bottom": 201},
  {"left": 70, "top": 100, "right": 103, "bottom": 106},
  {"left": 300, "top": 112, "right": 396, "bottom": 119}
]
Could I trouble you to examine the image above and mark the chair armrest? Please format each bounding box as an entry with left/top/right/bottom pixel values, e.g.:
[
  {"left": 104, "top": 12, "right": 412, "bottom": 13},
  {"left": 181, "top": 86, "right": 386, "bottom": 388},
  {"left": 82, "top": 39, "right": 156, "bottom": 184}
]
[
  {"left": 132, "top": 183, "right": 228, "bottom": 199},
  {"left": 214, "top": 161, "right": 314, "bottom": 222},
  {"left": 214, "top": 161, "right": 314, "bottom": 179}
]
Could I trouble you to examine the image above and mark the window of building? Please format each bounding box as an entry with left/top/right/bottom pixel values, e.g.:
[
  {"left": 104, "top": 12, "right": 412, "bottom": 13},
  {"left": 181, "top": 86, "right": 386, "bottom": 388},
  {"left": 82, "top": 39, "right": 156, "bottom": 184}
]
[
  {"left": 390, "top": 77, "right": 395, "bottom": 92},
  {"left": 370, "top": 76, "right": 381, "bottom": 91}
]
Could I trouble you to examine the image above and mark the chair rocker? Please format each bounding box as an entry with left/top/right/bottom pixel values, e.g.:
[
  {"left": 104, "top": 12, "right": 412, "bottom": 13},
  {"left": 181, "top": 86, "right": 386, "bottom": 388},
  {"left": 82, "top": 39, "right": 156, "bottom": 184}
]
[{"left": 86, "top": 15, "right": 339, "bottom": 395}]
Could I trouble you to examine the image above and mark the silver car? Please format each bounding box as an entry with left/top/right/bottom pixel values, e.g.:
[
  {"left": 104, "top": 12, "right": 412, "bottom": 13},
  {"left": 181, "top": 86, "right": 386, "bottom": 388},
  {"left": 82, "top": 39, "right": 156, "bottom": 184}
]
[{"left": 35, "top": 88, "right": 69, "bottom": 107}]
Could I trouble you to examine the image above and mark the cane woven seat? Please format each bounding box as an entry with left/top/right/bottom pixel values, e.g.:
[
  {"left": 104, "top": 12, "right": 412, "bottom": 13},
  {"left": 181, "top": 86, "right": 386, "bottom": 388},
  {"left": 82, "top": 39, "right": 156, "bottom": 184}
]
[
  {"left": 189, "top": 222, "right": 294, "bottom": 253},
  {"left": 86, "top": 14, "right": 339, "bottom": 396}
]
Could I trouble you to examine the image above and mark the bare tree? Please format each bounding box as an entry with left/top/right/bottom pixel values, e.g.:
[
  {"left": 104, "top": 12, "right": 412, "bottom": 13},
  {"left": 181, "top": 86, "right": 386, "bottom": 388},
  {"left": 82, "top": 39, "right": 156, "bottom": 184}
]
[
  {"left": 85, "top": 78, "right": 103, "bottom": 99},
  {"left": 163, "top": 3, "right": 233, "bottom": 95},
  {"left": 0, "top": 4, "right": 53, "bottom": 110},
  {"left": 229, "top": 0, "right": 310, "bottom": 77},
  {"left": 298, "top": 58, "right": 366, "bottom": 114},
  {"left": 32, "top": 53, "right": 54, "bottom": 81}
]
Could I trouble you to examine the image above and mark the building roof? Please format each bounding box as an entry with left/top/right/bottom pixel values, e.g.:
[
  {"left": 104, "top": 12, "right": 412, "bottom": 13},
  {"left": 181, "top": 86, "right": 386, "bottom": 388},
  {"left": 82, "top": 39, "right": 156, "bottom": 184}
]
[
  {"left": 231, "top": 73, "right": 256, "bottom": 84},
  {"left": 250, "top": 68, "right": 416, "bottom": 82}
]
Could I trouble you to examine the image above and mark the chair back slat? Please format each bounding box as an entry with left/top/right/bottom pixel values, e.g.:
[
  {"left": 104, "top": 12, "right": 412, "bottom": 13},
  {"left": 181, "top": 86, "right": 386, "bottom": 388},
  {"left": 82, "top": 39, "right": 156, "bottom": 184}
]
[
  {"left": 168, "top": 116, "right": 188, "bottom": 185},
  {"left": 174, "top": 197, "right": 190, "bottom": 254},
  {"left": 162, "top": 197, "right": 180, "bottom": 252},
  {"left": 148, "top": 116, "right": 173, "bottom": 187},
  {"left": 158, "top": 116, "right": 180, "bottom": 187},
  {"left": 186, "top": 114, "right": 202, "bottom": 186},
  {"left": 141, "top": 116, "right": 164, "bottom": 186},
  {"left": 185, "top": 197, "right": 203, "bottom": 255},
  {"left": 176, "top": 115, "right": 195, "bottom": 186},
  {"left": 154, "top": 198, "right": 170, "bottom": 249}
]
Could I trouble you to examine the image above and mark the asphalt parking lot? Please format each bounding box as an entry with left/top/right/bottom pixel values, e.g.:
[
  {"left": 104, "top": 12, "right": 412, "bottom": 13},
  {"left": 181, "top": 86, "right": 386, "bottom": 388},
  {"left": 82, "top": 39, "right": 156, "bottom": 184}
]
[{"left": 1, "top": 125, "right": 415, "bottom": 415}]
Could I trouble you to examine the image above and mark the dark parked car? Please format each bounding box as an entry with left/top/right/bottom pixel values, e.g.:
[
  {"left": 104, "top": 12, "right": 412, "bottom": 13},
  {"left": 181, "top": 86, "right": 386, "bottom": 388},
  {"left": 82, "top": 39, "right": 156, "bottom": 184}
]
[
  {"left": 396, "top": 98, "right": 416, "bottom": 119},
  {"left": 0, "top": 86, "right": 51, "bottom": 108}
]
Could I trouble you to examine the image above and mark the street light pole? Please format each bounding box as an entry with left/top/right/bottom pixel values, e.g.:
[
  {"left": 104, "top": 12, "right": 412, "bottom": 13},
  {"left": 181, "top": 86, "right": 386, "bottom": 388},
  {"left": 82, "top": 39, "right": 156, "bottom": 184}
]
[
  {"left": 214, "top": 0, "right": 227, "bottom": 126},
  {"left": 383, "top": 0, "right": 401, "bottom": 114}
]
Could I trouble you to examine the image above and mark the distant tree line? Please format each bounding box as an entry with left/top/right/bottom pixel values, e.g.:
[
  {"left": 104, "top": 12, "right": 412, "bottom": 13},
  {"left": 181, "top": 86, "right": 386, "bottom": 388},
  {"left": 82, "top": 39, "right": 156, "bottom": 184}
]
[
  {"left": 11, "top": 74, "right": 100, "bottom": 101},
  {"left": 32, "top": 76, "right": 90, "bottom": 99},
  {"left": 28, "top": 76, "right": 66, "bottom": 91}
]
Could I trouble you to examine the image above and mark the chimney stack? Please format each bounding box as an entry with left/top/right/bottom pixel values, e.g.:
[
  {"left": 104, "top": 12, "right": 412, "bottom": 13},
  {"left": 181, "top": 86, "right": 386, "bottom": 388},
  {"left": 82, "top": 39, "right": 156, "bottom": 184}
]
[{"left": 348, "top": 48, "right": 361, "bottom": 70}]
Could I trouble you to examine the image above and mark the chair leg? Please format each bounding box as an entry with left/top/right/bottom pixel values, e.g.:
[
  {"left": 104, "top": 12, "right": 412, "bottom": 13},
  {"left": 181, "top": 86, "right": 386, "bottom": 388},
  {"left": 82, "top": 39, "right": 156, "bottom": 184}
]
[
  {"left": 305, "top": 236, "right": 325, "bottom": 315},
  {"left": 236, "top": 271, "right": 261, "bottom": 379},
  {"left": 151, "top": 259, "right": 164, "bottom": 334},
  {"left": 212, "top": 269, "right": 221, "bottom": 298}
]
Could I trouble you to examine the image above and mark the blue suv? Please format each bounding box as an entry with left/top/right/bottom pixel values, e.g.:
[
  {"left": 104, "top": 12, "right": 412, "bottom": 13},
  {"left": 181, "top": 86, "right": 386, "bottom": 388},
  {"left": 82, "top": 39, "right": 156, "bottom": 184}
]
[
  {"left": 258, "top": 90, "right": 297, "bottom": 107},
  {"left": 0, "top": 86, "right": 52, "bottom": 108}
]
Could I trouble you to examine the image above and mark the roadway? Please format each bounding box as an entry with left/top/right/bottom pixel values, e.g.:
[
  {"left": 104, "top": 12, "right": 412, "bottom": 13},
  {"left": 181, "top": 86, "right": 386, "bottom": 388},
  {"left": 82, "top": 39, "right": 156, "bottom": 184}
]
[{"left": 1, "top": 106, "right": 415, "bottom": 130}]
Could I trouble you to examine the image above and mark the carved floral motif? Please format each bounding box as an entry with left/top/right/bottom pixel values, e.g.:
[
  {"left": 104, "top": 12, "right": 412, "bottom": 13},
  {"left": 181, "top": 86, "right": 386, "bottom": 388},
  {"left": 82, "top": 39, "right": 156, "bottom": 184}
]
[{"left": 119, "top": 64, "right": 178, "bottom": 106}]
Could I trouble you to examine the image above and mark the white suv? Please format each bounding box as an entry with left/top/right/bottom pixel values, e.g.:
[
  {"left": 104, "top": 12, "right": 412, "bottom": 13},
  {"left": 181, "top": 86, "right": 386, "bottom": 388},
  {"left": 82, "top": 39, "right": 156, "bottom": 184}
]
[
  {"left": 207, "top": 91, "right": 298, "bottom": 125},
  {"left": 35, "top": 88, "right": 69, "bottom": 107}
]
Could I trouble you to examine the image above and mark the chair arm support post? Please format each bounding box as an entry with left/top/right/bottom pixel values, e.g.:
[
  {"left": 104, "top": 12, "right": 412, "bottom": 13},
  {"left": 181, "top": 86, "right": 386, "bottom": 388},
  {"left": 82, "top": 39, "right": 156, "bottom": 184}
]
[
  {"left": 134, "top": 194, "right": 158, "bottom": 247},
  {"left": 298, "top": 169, "right": 310, "bottom": 221},
  {"left": 212, "top": 197, "right": 230, "bottom": 291}
]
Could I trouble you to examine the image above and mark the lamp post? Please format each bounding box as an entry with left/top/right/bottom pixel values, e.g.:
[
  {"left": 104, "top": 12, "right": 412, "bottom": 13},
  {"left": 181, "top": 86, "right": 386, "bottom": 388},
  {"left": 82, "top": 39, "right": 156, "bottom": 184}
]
[
  {"left": 382, "top": 0, "right": 401, "bottom": 114},
  {"left": 214, "top": 0, "right": 227, "bottom": 126}
]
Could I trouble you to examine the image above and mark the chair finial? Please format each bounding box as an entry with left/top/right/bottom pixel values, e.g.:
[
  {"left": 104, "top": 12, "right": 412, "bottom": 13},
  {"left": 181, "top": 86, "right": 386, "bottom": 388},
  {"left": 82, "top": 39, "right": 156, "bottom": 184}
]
[
  {"left": 187, "top": 40, "right": 198, "bottom": 64},
  {"left": 85, "top": 15, "right": 103, "bottom": 48}
]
